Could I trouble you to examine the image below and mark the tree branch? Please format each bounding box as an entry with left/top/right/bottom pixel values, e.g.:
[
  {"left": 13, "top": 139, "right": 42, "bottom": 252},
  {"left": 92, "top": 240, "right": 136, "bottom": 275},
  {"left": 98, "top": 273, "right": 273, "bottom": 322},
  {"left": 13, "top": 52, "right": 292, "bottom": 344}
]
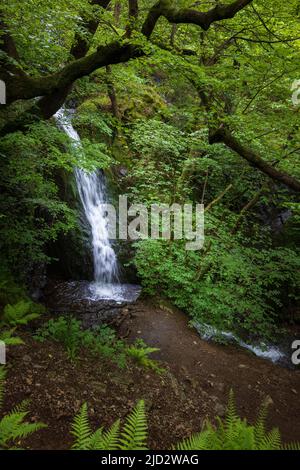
[
  {"left": 5, "top": 41, "right": 142, "bottom": 105},
  {"left": 209, "top": 126, "right": 300, "bottom": 192},
  {"left": 142, "top": 0, "right": 253, "bottom": 38},
  {"left": 126, "top": 0, "right": 139, "bottom": 37}
]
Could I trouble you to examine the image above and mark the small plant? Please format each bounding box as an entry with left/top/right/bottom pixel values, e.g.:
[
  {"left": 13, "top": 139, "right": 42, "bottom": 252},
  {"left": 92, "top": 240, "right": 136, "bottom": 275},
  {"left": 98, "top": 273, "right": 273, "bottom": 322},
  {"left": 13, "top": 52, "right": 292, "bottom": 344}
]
[
  {"left": 35, "top": 317, "right": 164, "bottom": 371},
  {"left": 126, "top": 339, "right": 165, "bottom": 373},
  {"left": 34, "top": 316, "right": 83, "bottom": 361},
  {"left": 71, "top": 400, "right": 147, "bottom": 450},
  {"left": 1, "top": 300, "right": 44, "bottom": 327},
  {"left": 0, "top": 328, "right": 23, "bottom": 346},
  {"left": 0, "top": 367, "right": 46, "bottom": 449},
  {"left": 35, "top": 317, "right": 126, "bottom": 363},
  {"left": 81, "top": 325, "right": 128, "bottom": 368},
  {"left": 176, "top": 391, "right": 300, "bottom": 450}
]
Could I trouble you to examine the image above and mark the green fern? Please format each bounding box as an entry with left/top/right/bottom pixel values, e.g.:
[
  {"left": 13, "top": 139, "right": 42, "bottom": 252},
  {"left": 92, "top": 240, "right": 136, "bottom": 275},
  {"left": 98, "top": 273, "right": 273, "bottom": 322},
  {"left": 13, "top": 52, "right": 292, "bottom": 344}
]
[
  {"left": 176, "top": 391, "right": 298, "bottom": 450},
  {"left": 283, "top": 442, "right": 300, "bottom": 450},
  {"left": 119, "top": 400, "right": 148, "bottom": 450},
  {"left": 0, "top": 328, "right": 23, "bottom": 345},
  {"left": 1, "top": 300, "right": 42, "bottom": 327},
  {"left": 0, "top": 367, "right": 46, "bottom": 449},
  {"left": 71, "top": 403, "right": 92, "bottom": 450},
  {"left": 176, "top": 430, "right": 213, "bottom": 451},
  {"left": 89, "top": 420, "right": 120, "bottom": 450},
  {"left": 71, "top": 400, "right": 148, "bottom": 450},
  {"left": 126, "top": 340, "right": 164, "bottom": 374}
]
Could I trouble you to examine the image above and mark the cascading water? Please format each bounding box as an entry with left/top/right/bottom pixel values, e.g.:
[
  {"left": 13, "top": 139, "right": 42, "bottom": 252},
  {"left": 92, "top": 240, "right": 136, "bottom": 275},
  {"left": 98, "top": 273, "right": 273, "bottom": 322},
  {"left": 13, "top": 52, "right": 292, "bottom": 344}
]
[
  {"left": 74, "top": 167, "right": 118, "bottom": 284},
  {"left": 55, "top": 109, "right": 140, "bottom": 302}
]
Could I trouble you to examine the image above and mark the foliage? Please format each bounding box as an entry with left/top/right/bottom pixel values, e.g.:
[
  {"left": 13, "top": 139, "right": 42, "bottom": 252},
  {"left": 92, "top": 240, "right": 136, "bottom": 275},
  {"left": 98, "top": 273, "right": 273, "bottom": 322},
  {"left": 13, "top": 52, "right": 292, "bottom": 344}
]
[
  {"left": 0, "top": 268, "right": 44, "bottom": 344},
  {"left": 0, "top": 121, "right": 77, "bottom": 274},
  {"left": 35, "top": 317, "right": 163, "bottom": 371},
  {"left": 1, "top": 300, "right": 44, "bottom": 327},
  {"left": 0, "top": 268, "right": 27, "bottom": 307},
  {"left": 134, "top": 213, "right": 300, "bottom": 340},
  {"left": 0, "top": 329, "right": 23, "bottom": 346},
  {"left": 126, "top": 339, "right": 165, "bottom": 374},
  {"left": 176, "top": 391, "right": 300, "bottom": 450},
  {"left": 71, "top": 400, "right": 147, "bottom": 450},
  {"left": 0, "top": 0, "right": 299, "bottom": 362},
  {"left": 0, "top": 115, "right": 112, "bottom": 277},
  {"left": 0, "top": 367, "right": 46, "bottom": 449},
  {"left": 70, "top": 392, "right": 300, "bottom": 451}
]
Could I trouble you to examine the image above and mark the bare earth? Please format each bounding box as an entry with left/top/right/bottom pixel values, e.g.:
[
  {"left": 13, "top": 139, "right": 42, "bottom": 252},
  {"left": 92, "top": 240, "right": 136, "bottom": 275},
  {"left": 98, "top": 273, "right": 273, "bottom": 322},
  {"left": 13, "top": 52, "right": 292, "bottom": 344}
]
[{"left": 3, "top": 299, "right": 300, "bottom": 449}]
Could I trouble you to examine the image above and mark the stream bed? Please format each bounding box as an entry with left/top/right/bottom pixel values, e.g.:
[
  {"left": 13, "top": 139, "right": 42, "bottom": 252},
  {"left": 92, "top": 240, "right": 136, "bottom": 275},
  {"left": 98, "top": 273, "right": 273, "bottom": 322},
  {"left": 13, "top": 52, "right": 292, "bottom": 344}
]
[{"left": 193, "top": 321, "right": 298, "bottom": 369}]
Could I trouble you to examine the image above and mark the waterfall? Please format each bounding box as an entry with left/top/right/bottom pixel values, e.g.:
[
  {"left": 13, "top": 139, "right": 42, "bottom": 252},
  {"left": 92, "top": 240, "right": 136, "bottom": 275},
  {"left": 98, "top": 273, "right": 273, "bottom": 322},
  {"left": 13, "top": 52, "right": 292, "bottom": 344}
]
[{"left": 55, "top": 108, "right": 119, "bottom": 293}]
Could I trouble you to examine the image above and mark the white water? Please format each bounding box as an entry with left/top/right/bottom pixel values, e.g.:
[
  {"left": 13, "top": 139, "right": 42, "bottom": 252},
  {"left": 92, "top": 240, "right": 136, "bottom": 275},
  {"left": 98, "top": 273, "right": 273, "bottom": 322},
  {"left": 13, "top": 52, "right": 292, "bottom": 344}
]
[
  {"left": 193, "top": 322, "right": 286, "bottom": 364},
  {"left": 55, "top": 109, "right": 120, "bottom": 297}
]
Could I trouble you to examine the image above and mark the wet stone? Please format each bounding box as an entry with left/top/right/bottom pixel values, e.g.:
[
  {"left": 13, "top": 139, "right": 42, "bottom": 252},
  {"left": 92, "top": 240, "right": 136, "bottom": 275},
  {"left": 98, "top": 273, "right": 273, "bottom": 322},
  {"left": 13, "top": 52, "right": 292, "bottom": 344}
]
[{"left": 43, "top": 280, "right": 141, "bottom": 329}]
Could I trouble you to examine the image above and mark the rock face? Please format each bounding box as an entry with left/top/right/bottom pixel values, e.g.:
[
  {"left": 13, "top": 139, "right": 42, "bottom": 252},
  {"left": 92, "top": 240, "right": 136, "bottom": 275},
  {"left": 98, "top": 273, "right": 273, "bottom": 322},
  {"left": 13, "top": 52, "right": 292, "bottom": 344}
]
[
  {"left": 43, "top": 280, "right": 141, "bottom": 329},
  {"left": 47, "top": 168, "right": 93, "bottom": 281}
]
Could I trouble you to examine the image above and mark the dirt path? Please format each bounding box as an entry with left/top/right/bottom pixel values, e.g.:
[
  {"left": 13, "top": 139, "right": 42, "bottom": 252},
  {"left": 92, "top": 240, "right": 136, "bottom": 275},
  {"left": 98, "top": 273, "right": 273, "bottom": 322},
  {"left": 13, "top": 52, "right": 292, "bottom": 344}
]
[
  {"left": 3, "top": 299, "right": 300, "bottom": 449},
  {"left": 122, "top": 300, "right": 300, "bottom": 442}
]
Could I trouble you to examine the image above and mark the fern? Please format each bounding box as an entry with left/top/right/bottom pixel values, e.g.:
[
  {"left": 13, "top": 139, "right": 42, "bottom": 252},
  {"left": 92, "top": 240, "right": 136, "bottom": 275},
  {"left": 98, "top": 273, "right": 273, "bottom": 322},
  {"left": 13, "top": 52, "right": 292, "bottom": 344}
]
[
  {"left": 119, "top": 400, "right": 148, "bottom": 450},
  {"left": 1, "top": 300, "right": 41, "bottom": 327},
  {"left": 0, "top": 367, "right": 46, "bottom": 449},
  {"left": 0, "top": 328, "right": 23, "bottom": 345},
  {"left": 126, "top": 340, "right": 164, "bottom": 374},
  {"left": 71, "top": 400, "right": 148, "bottom": 450},
  {"left": 71, "top": 403, "right": 92, "bottom": 450},
  {"left": 89, "top": 421, "right": 120, "bottom": 450},
  {"left": 283, "top": 442, "right": 300, "bottom": 450},
  {"left": 176, "top": 391, "right": 299, "bottom": 450},
  {"left": 176, "top": 430, "right": 213, "bottom": 451}
]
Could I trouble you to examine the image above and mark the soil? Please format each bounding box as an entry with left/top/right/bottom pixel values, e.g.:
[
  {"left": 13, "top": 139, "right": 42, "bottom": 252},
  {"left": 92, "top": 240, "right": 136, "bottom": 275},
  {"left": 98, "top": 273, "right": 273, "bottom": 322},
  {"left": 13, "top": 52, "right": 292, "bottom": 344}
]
[{"left": 2, "top": 299, "right": 300, "bottom": 450}]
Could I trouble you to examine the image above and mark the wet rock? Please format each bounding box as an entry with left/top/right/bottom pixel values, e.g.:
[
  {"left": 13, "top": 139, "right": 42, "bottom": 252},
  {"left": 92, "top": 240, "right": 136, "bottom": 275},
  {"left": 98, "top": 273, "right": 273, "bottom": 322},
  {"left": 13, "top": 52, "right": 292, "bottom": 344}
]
[{"left": 43, "top": 280, "right": 141, "bottom": 329}]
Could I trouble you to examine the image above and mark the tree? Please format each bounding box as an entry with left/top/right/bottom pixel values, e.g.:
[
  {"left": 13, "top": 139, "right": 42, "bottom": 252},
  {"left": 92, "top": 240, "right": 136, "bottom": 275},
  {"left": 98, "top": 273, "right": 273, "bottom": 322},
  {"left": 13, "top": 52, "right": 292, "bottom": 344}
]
[{"left": 0, "top": 0, "right": 299, "bottom": 190}]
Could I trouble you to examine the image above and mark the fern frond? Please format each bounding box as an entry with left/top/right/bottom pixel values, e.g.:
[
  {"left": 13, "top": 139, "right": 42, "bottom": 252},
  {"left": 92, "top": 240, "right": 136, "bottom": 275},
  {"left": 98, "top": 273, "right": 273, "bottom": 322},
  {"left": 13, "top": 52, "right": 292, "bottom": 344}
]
[
  {"left": 71, "top": 403, "right": 92, "bottom": 450},
  {"left": 86, "top": 427, "right": 104, "bottom": 450},
  {"left": 176, "top": 430, "right": 212, "bottom": 450},
  {"left": 254, "top": 401, "right": 268, "bottom": 447},
  {"left": 282, "top": 441, "right": 300, "bottom": 450},
  {"left": 223, "top": 389, "right": 239, "bottom": 444},
  {"left": 10, "top": 399, "right": 31, "bottom": 415},
  {"left": 89, "top": 420, "right": 120, "bottom": 450},
  {"left": 258, "top": 427, "right": 281, "bottom": 450},
  {"left": 119, "top": 400, "right": 148, "bottom": 450},
  {"left": 0, "top": 412, "right": 45, "bottom": 447}
]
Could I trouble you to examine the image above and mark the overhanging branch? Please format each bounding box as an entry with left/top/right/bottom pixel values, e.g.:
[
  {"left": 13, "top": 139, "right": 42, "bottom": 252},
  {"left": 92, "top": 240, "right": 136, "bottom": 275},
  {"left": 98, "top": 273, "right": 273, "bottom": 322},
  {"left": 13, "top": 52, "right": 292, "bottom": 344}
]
[
  {"left": 142, "top": 0, "right": 253, "bottom": 38},
  {"left": 209, "top": 126, "right": 300, "bottom": 192},
  {"left": 5, "top": 42, "right": 143, "bottom": 104}
]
